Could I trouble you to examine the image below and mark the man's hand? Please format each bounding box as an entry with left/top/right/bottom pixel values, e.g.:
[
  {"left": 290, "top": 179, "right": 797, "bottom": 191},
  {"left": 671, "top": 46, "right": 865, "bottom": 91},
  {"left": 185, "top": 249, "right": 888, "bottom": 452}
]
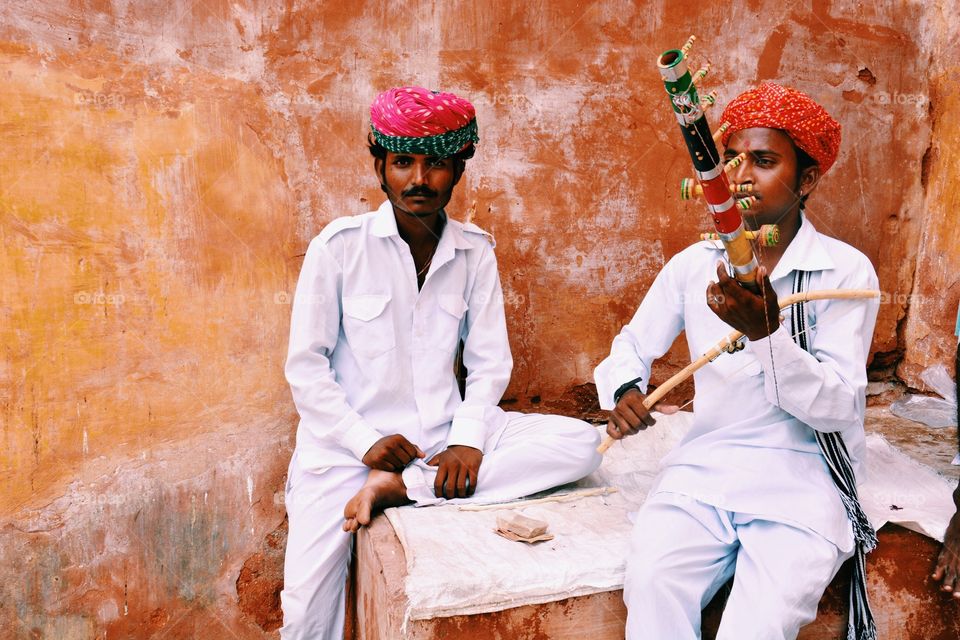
[
  {"left": 932, "top": 496, "right": 960, "bottom": 598},
  {"left": 362, "top": 434, "right": 425, "bottom": 472},
  {"left": 427, "top": 445, "right": 483, "bottom": 499},
  {"left": 707, "top": 262, "right": 780, "bottom": 341},
  {"left": 606, "top": 388, "right": 678, "bottom": 441}
]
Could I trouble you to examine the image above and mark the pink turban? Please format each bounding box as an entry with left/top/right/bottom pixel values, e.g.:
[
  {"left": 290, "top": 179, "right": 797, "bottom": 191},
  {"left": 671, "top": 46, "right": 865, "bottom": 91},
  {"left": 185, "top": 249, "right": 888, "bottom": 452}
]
[{"left": 370, "top": 86, "right": 479, "bottom": 157}]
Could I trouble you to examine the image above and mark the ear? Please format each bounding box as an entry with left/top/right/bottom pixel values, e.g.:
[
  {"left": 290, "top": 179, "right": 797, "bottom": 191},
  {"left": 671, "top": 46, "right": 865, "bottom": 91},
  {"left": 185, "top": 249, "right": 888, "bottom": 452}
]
[
  {"left": 373, "top": 156, "right": 385, "bottom": 182},
  {"left": 798, "top": 164, "right": 821, "bottom": 197},
  {"left": 451, "top": 158, "right": 466, "bottom": 186}
]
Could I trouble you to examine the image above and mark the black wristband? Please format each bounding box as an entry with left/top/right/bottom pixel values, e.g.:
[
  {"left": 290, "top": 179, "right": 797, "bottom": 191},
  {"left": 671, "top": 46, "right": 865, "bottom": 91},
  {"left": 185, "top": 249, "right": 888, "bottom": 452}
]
[{"left": 613, "top": 376, "right": 644, "bottom": 404}]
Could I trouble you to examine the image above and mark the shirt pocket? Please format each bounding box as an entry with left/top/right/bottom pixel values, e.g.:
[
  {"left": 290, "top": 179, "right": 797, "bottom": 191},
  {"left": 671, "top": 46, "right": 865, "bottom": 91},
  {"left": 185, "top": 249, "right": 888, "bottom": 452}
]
[
  {"left": 723, "top": 349, "right": 762, "bottom": 378},
  {"left": 431, "top": 294, "right": 468, "bottom": 353},
  {"left": 740, "top": 357, "right": 763, "bottom": 377},
  {"left": 341, "top": 294, "right": 396, "bottom": 359}
]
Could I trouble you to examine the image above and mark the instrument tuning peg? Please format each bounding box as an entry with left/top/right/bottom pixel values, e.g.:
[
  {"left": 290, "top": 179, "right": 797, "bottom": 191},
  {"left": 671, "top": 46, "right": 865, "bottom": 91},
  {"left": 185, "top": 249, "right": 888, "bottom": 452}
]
[{"left": 692, "top": 62, "right": 711, "bottom": 86}]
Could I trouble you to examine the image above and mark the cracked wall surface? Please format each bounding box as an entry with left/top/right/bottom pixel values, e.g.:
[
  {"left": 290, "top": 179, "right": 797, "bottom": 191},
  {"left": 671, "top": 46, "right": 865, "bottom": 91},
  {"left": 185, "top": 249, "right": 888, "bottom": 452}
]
[{"left": 1, "top": 0, "right": 958, "bottom": 637}]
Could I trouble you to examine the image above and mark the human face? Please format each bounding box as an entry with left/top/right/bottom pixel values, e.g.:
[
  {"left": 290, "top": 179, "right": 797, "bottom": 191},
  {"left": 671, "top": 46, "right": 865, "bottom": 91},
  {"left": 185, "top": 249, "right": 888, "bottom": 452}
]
[
  {"left": 376, "top": 151, "right": 461, "bottom": 218},
  {"left": 723, "top": 128, "right": 816, "bottom": 230}
]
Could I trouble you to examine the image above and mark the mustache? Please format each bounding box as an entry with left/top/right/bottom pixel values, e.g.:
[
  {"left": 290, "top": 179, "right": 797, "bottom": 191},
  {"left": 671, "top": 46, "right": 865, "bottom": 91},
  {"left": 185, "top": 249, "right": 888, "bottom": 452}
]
[{"left": 402, "top": 186, "right": 438, "bottom": 198}]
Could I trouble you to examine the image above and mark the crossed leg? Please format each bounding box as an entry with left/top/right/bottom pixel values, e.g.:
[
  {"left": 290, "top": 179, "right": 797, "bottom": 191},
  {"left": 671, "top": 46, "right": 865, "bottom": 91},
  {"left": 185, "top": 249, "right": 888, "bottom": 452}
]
[{"left": 342, "top": 411, "right": 602, "bottom": 528}]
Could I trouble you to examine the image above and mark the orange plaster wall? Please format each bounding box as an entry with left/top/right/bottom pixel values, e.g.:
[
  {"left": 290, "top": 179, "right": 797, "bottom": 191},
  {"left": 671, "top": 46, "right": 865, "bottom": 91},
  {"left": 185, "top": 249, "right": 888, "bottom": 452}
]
[
  {"left": 0, "top": 0, "right": 956, "bottom": 636},
  {"left": 0, "top": 45, "right": 298, "bottom": 513},
  {"left": 899, "top": 43, "right": 960, "bottom": 386}
]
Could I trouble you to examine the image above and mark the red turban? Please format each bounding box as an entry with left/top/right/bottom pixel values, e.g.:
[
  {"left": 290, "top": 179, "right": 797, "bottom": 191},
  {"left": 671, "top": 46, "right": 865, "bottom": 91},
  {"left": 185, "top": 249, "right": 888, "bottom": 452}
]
[{"left": 719, "top": 83, "right": 842, "bottom": 174}]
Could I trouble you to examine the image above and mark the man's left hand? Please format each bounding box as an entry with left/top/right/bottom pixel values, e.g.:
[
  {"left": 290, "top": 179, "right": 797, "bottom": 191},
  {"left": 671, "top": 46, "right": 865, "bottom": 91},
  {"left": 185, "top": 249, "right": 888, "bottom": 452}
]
[
  {"left": 707, "top": 261, "right": 780, "bottom": 341},
  {"left": 932, "top": 502, "right": 960, "bottom": 598},
  {"left": 427, "top": 445, "right": 483, "bottom": 499}
]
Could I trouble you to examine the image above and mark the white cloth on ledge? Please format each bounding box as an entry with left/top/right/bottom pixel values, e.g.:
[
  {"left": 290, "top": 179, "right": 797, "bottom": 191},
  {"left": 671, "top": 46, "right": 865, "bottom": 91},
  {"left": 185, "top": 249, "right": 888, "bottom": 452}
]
[{"left": 383, "top": 410, "right": 956, "bottom": 622}]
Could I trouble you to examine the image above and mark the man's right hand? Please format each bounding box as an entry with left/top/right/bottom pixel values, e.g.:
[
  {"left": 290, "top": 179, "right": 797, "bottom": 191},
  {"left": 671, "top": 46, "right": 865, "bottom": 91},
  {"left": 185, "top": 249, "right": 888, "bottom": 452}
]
[
  {"left": 361, "top": 434, "right": 425, "bottom": 472},
  {"left": 606, "top": 388, "right": 678, "bottom": 441}
]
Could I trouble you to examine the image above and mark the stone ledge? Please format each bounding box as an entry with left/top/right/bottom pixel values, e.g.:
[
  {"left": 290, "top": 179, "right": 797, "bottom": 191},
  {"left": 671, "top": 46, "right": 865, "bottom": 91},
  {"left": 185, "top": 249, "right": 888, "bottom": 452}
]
[{"left": 352, "top": 515, "right": 960, "bottom": 639}]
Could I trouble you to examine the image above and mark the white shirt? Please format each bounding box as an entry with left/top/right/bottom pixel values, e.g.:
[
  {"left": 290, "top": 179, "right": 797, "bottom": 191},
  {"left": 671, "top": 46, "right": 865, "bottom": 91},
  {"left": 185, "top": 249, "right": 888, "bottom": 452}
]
[
  {"left": 595, "top": 215, "right": 880, "bottom": 548},
  {"left": 286, "top": 200, "right": 512, "bottom": 471}
]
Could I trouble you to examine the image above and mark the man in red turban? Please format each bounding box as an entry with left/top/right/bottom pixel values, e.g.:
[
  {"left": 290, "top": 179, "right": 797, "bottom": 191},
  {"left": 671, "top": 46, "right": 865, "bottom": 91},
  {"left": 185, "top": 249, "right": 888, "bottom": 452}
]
[
  {"left": 279, "top": 87, "right": 602, "bottom": 639},
  {"left": 597, "top": 83, "right": 881, "bottom": 639}
]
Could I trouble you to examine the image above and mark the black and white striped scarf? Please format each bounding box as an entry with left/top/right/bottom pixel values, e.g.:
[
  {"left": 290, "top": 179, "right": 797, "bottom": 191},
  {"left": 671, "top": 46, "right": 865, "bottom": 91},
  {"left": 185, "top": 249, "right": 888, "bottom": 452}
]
[{"left": 791, "top": 270, "right": 877, "bottom": 640}]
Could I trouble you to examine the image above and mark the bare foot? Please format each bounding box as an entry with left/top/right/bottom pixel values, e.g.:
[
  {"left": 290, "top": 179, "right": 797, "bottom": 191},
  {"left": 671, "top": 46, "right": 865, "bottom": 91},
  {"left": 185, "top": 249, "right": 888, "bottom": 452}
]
[{"left": 343, "top": 469, "right": 410, "bottom": 532}]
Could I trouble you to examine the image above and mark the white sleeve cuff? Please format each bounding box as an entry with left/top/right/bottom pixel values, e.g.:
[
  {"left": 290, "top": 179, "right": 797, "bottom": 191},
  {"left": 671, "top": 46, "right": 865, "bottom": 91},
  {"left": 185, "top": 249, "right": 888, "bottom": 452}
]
[
  {"left": 336, "top": 414, "right": 384, "bottom": 461},
  {"left": 447, "top": 416, "right": 488, "bottom": 452},
  {"left": 597, "top": 364, "right": 649, "bottom": 410},
  {"left": 747, "top": 325, "right": 800, "bottom": 369}
]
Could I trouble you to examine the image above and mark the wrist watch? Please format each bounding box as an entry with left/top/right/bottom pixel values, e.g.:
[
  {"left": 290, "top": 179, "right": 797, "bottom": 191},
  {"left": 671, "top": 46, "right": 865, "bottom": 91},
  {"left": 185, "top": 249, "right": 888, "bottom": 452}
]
[{"left": 613, "top": 376, "right": 644, "bottom": 404}]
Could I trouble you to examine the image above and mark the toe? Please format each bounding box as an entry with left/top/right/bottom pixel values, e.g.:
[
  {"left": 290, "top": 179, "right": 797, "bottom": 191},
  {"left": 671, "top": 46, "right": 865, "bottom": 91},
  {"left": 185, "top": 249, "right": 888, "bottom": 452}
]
[
  {"left": 343, "top": 493, "right": 363, "bottom": 531},
  {"left": 357, "top": 498, "right": 373, "bottom": 526}
]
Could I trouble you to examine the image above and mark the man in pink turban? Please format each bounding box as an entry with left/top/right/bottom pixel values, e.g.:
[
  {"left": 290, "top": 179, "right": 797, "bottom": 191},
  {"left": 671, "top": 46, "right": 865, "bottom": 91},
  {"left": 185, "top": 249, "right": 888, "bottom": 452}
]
[
  {"left": 279, "top": 87, "right": 602, "bottom": 639},
  {"left": 597, "top": 83, "right": 881, "bottom": 639}
]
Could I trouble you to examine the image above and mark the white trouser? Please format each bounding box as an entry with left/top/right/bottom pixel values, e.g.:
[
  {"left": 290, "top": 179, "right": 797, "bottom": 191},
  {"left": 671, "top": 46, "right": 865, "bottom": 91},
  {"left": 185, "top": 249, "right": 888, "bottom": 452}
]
[
  {"left": 623, "top": 492, "right": 853, "bottom": 640},
  {"left": 280, "top": 412, "right": 602, "bottom": 640}
]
